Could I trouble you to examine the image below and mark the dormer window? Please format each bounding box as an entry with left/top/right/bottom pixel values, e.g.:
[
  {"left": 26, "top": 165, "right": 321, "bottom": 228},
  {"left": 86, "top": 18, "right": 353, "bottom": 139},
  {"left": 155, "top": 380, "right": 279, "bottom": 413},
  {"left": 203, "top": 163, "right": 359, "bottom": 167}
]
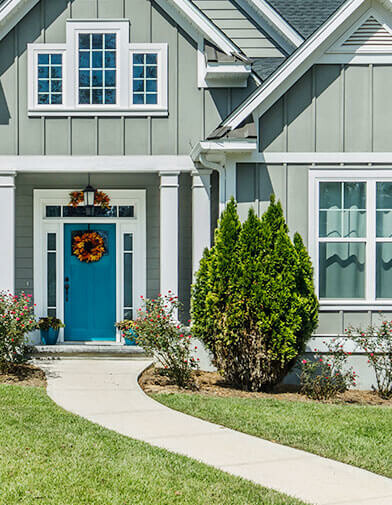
[{"left": 28, "top": 20, "right": 168, "bottom": 116}]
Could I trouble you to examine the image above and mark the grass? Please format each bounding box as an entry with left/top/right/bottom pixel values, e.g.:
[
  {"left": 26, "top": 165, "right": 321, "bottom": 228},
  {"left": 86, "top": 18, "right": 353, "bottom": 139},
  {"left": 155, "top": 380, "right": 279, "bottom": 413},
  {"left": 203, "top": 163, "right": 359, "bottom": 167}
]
[
  {"left": 0, "top": 385, "right": 307, "bottom": 505},
  {"left": 152, "top": 393, "right": 392, "bottom": 478}
]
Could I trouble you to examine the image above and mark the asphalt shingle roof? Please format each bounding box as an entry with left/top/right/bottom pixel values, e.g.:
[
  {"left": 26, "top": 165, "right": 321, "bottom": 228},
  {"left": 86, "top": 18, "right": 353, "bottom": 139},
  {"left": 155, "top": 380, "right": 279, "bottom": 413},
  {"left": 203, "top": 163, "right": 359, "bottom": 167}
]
[{"left": 266, "top": 0, "right": 347, "bottom": 39}]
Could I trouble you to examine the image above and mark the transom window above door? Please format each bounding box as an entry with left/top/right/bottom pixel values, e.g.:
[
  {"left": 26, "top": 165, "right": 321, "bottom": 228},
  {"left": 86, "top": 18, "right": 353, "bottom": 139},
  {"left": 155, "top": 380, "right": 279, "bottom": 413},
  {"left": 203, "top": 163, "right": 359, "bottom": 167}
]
[
  {"left": 310, "top": 173, "right": 392, "bottom": 307},
  {"left": 28, "top": 20, "right": 168, "bottom": 116}
]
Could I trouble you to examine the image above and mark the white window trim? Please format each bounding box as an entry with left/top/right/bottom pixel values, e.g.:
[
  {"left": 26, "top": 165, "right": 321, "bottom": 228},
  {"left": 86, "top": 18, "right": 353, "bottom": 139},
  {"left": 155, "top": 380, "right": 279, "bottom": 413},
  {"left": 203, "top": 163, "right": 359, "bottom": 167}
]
[
  {"left": 28, "top": 44, "right": 67, "bottom": 113},
  {"left": 130, "top": 43, "right": 168, "bottom": 113},
  {"left": 27, "top": 20, "right": 168, "bottom": 116},
  {"left": 33, "top": 189, "right": 147, "bottom": 344},
  {"left": 309, "top": 169, "right": 392, "bottom": 311}
]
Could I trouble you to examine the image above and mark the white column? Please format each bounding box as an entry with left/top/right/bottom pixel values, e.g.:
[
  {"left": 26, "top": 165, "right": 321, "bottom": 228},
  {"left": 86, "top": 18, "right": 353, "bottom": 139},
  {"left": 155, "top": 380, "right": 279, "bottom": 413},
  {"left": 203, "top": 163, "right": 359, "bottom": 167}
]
[
  {"left": 0, "top": 173, "right": 15, "bottom": 293},
  {"left": 192, "top": 169, "right": 211, "bottom": 275},
  {"left": 159, "top": 171, "right": 179, "bottom": 297}
]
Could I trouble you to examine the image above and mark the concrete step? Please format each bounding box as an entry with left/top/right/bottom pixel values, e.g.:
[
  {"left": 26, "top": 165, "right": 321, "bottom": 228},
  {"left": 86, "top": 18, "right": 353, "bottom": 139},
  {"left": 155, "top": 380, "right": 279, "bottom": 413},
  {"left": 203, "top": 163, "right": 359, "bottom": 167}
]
[{"left": 31, "top": 344, "right": 149, "bottom": 359}]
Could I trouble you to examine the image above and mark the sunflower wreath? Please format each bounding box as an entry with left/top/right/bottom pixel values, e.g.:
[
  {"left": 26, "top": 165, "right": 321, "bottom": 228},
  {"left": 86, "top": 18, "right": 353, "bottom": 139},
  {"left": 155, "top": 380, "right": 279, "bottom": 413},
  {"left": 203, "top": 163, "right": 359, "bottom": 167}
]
[
  {"left": 72, "top": 231, "right": 106, "bottom": 263},
  {"left": 68, "top": 190, "right": 111, "bottom": 209}
]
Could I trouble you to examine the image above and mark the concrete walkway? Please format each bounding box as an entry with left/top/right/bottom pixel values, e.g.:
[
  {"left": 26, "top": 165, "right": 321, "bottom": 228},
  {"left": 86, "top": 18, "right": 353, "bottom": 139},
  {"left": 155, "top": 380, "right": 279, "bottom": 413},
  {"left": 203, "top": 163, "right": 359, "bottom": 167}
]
[{"left": 40, "top": 359, "right": 392, "bottom": 505}]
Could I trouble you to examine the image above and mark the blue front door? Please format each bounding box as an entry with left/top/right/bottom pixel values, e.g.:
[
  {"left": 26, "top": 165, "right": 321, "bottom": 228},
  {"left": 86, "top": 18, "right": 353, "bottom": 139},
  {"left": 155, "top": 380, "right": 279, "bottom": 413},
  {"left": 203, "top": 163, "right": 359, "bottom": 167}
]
[{"left": 64, "top": 223, "right": 116, "bottom": 341}]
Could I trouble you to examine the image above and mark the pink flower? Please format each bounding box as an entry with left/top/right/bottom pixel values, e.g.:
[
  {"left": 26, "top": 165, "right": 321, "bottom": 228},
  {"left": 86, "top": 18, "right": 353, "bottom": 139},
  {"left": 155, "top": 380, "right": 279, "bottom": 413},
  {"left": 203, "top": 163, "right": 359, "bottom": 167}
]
[{"left": 302, "top": 359, "right": 307, "bottom": 364}]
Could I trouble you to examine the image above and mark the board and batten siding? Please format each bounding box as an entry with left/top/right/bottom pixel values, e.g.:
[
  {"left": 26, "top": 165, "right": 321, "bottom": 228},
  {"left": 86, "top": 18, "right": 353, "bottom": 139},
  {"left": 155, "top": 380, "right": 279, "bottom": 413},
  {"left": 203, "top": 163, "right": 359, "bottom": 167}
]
[
  {"left": 236, "top": 162, "right": 391, "bottom": 388},
  {"left": 259, "top": 63, "right": 392, "bottom": 152},
  {"left": 0, "top": 0, "right": 254, "bottom": 155}
]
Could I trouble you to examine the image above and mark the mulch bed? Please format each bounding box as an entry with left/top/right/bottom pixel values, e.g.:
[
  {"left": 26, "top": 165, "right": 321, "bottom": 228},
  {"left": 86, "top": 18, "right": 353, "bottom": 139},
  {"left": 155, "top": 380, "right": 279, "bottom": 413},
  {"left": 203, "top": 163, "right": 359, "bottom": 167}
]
[
  {"left": 140, "top": 366, "right": 392, "bottom": 406},
  {"left": 0, "top": 363, "right": 46, "bottom": 388}
]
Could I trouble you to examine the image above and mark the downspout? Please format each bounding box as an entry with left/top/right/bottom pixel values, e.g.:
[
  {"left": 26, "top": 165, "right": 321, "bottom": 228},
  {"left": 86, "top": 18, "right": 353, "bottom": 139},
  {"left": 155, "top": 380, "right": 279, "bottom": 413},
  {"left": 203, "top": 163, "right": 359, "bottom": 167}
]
[{"left": 199, "top": 153, "right": 227, "bottom": 209}]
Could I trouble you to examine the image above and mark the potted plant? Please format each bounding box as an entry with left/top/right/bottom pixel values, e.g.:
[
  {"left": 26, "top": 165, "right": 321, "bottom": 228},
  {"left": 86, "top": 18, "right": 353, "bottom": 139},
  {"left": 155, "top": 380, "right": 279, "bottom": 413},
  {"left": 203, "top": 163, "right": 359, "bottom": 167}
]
[
  {"left": 38, "top": 317, "right": 65, "bottom": 345},
  {"left": 115, "top": 320, "right": 137, "bottom": 346}
]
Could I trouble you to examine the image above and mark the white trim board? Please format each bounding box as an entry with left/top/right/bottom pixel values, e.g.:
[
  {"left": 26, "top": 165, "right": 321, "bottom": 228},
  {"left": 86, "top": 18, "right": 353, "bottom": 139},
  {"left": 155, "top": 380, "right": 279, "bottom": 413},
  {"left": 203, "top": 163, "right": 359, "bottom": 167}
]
[
  {"left": 0, "top": 155, "right": 195, "bottom": 172},
  {"left": 219, "top": 0, "right": 392, "bottom": 131},
  {"left": 241, "top": 0, "right": 304, "bottom": 49},
  {"left": 33, "top": 189, "right": 146, "bottom": 344}
]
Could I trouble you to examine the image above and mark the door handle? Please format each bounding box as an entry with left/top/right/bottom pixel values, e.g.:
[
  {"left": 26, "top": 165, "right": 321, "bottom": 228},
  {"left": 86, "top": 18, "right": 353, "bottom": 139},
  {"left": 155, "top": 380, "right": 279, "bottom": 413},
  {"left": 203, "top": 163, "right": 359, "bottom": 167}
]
[{"left": 64, "top": 277, "right": 70, "bottom": 302}]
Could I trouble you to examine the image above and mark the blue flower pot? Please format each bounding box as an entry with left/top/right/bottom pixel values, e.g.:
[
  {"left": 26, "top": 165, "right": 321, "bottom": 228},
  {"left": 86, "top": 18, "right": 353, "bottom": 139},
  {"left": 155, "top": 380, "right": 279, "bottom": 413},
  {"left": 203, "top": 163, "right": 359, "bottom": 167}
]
[
  {"left": 40, "top": 328, "right": 59, "bottom": 345},
  {"left": 124, "top": 329, "right": 138, "bottom": 346}
]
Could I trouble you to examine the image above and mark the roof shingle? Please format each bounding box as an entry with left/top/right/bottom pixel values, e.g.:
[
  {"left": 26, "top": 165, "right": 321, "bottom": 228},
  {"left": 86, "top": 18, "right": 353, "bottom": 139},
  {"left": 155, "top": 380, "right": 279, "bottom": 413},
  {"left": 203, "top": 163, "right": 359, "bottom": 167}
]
[{"left": 266, "top": 0, "right": 347, "bottom": 39}]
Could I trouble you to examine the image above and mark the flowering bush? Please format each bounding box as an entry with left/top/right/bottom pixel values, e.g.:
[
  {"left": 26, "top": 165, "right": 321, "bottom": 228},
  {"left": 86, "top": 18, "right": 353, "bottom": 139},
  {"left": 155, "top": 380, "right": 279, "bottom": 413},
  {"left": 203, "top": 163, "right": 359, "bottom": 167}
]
[
  {"left": 346, "top": 321, "right": 392, "bottom": 399},
  {"left": 133, "top": 293, "right": 198, "bottom": 388},
  {"left": 0, "top": 291, "right": 37, "bottom": 372},
  {"left": 299, "top": 338, "right": 357, "bottom": 400}
]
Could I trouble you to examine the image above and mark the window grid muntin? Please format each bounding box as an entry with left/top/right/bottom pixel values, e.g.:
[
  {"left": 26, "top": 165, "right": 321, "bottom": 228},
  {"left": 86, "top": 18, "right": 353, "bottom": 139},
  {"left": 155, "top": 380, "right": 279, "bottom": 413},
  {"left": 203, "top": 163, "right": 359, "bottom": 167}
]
[
  {"left": 317, "top": 178, "right": 392, "bottom": 302},
  {"left": 37, "top": 53, "right": 63, "bottom": 105},
  {"left": 78, "top": 32, "right": 117, "bottom": 105},
  {"left": 132, "top": 52, "right": 158, "bottom": 105}
]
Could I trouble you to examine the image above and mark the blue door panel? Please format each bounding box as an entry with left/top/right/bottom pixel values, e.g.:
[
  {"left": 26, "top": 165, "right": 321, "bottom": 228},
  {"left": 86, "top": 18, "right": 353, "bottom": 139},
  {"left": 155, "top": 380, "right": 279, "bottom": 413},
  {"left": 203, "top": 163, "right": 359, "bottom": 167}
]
[{"left": 64, "top": 223, "right": 116, "bottom": 341}]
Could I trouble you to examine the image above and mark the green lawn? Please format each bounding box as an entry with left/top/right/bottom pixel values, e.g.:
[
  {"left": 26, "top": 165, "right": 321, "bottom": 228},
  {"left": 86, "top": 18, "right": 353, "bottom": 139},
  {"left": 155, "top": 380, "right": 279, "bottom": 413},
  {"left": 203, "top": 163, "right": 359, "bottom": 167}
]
[
  {"left": 0, "top": 385, "right": 307, "bottom": 505},
  {"left": 153, "top": 393, "right": 392, "bottom": 478}
]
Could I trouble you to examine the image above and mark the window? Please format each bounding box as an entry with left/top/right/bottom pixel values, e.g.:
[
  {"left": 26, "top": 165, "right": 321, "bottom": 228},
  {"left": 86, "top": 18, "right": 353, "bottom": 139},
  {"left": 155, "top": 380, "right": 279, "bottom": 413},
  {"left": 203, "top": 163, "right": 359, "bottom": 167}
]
[
  {"left": 132, "top": 53, "right": 158, "bottom": 105},
  {"left": 28, "top": 21, "right": 168, "bottom": 116},
  {"left": 123, "top": 233, "right": 134, "bottom": 319},
  {"left": 78, "top": 33, "right": 117, "bottom": 105},
  {"left": 38, "top": 54, "right": 63, "bottom": 105},
  {"left": 45, "top": 205, "right": 135, "bottom": 218},
  {"left": 47, "top": 233, "right": 57, "bottom": 317},
  {"left": 312, "top": 174, "right": 392, "bottom": 305}
]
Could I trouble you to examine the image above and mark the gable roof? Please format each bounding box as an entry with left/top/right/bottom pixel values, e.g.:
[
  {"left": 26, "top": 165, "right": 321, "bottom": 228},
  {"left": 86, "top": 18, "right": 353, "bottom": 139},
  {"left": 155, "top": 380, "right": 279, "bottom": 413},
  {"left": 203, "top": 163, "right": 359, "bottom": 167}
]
[
  {"left": 210, "top": 0, "right": 392, "bottom": 137},
  {"left": 267, "top": 0, "right": 347, "bottom": 39}
]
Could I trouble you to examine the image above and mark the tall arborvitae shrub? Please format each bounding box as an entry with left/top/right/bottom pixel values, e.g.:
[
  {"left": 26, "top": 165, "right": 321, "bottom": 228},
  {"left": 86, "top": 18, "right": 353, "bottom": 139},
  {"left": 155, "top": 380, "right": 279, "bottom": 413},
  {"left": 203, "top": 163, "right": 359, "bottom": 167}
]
[
  {"left": 191, "top": 195, "right": 319, "bottom": 392},
  {"left": 191, "top": 198, "right": 241, "bottom": 356}
]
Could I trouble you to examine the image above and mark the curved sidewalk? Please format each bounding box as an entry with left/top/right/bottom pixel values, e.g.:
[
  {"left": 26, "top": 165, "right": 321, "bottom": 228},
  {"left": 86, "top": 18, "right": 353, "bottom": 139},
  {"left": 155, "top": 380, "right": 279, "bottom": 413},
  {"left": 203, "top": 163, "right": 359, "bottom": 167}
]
[{"left": 40, "top": 359, "right": 392, "bottom": 505}]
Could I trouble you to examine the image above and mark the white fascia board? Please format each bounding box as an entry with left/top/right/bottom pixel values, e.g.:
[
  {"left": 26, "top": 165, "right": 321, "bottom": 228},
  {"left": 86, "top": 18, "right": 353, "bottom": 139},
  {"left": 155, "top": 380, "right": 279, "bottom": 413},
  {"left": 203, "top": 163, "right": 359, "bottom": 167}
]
[
  {"left": 222, "top": 0, "right": 368, "bottom": 131},
  {"left": 0, "top": 155, "right": 195, "bottom": 172},
  {"left": 0, "top": 0, "right": 39, "bottom": 41},
  {"left": 204, "top": 62, "right": 251, "bottom": 87},
  {"left": 162, "top": 0, "right": 240, "bottom": 56},
  {"left": 241, "top": 0, "right": 304, "bottom": 49},
  {"left": 191, "top": 140, "right": 257, "bottom": 159}
]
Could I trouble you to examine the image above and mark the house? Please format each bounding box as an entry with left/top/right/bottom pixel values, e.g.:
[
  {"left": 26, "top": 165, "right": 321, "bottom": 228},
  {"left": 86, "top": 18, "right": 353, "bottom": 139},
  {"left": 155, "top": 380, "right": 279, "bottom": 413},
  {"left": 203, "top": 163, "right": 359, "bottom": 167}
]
[{"left": 0, "top": 0, "right": 390, "bottom": 386}]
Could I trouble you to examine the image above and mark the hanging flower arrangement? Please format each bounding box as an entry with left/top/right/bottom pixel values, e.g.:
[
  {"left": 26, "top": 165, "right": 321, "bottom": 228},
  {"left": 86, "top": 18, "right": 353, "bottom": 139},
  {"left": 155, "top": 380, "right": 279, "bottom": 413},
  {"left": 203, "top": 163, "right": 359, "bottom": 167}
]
[
  {"left": 68, "top": 190, "right": 111, "bottom": 209},
  {"left": 72, "top": 231, "right": 106, "bottom": 263}
]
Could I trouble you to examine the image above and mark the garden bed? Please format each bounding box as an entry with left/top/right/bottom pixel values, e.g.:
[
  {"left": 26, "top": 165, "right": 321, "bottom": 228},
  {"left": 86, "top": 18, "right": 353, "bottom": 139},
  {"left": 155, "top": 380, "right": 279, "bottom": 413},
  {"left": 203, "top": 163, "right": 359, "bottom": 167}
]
[
  {"left": 0, "top": 363, "right": 46, "bottom": 388},
  {"left": 140, "top": 365, "right": 392, "bottom": 406}
]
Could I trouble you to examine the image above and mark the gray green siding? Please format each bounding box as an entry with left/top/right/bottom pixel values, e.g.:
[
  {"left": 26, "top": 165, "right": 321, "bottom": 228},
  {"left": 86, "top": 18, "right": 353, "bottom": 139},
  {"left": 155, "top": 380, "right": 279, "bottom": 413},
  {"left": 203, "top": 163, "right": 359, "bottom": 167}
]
[
  {"left": 259, "top": 64, "right": 392, "bottom": 152},
  {"left": 0, "top": 0, "right": 255, "bottom": 155},
  {"left": 235, "top": 161, "right": 388, "bottom": 387},
  {"left": 15, "top": 172, "right": 161, "bottom": 298},
  {"left": 191, "top": 0, "right": 285, "bottom": 58}
]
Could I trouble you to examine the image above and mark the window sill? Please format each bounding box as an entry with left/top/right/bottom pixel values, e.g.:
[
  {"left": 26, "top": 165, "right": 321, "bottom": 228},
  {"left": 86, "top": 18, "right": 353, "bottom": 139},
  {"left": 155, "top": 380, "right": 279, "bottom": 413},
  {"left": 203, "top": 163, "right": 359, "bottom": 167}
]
[
  {"left": 320, "top": 301, "right": 392, "bottom": 311},
  {"left": 28, "top": 108, "right": 168, "bottom": 117}
]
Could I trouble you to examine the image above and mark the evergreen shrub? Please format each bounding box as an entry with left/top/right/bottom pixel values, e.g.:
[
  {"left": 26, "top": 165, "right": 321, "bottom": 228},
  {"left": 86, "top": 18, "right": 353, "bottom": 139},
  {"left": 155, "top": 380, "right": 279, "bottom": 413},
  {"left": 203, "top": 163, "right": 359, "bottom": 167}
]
[{"left": 191, "top": 196, "right": 319, "bottom": 391}]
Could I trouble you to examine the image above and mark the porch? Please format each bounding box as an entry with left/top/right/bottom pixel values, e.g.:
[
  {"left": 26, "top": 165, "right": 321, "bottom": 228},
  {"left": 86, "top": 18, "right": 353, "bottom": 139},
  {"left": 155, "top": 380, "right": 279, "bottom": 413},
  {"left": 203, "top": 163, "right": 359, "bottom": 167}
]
[{"left": 0, "top": 156, "right": 217, "bottom": 345}]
